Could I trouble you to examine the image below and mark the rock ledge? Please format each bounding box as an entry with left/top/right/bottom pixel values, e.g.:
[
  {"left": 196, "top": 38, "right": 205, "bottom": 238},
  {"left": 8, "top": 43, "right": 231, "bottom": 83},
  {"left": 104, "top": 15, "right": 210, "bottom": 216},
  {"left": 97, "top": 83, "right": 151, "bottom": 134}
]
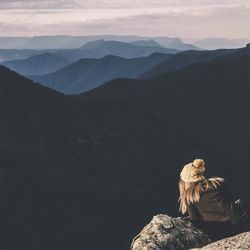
[
  {"left": 193, "top": 231, "right": 250, "bottom": 250},
  {"left": 131, "top": 214, "right": 211, "bottom": 250}
]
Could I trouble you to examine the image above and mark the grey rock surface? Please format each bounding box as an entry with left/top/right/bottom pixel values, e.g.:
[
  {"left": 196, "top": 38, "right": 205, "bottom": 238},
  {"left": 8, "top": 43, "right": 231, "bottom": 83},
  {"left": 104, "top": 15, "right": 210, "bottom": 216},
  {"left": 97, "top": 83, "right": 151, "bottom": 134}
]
[
  {"left": 194, "top": 231, "right": 250, "bottom": 250},
  {"left": 130, "top": 214, "right": 211, "bottom": 250}
]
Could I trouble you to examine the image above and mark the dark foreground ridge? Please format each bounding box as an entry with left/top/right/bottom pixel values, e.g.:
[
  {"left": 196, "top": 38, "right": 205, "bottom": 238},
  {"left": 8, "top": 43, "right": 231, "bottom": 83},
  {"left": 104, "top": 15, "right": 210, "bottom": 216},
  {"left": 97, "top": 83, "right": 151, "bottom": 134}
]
[{"left": 1, "top": 44, "right": 250, "bottom": 249}]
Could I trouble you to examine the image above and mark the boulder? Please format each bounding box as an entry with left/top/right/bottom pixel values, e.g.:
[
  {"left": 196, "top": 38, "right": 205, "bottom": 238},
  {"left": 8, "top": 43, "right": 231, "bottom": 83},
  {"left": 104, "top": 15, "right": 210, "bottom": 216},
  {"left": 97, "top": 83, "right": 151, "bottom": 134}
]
[{"left": 130, "top": 214, "right": 211, "bottom": 250}]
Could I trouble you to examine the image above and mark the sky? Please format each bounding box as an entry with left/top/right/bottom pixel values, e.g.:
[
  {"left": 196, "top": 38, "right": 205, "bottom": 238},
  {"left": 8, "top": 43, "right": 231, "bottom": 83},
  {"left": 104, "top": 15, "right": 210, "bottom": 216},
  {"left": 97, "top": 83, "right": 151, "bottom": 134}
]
[{"left": 1, "top": 0, "right": 250, "bottom": 40}]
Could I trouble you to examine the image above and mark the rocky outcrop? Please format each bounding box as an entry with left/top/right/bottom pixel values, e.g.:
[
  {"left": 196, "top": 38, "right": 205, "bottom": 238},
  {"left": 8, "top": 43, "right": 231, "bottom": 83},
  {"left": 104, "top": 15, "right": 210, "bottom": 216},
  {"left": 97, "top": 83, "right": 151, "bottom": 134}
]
[
  {"left": 130, "top": 214, "right": 211, "bottom": 250},
  {"left": 131, "top": 214, "right": 250, "bottom": 250},
  {"left": 194, "top": 231, "right": 250, "bottom": 250}
]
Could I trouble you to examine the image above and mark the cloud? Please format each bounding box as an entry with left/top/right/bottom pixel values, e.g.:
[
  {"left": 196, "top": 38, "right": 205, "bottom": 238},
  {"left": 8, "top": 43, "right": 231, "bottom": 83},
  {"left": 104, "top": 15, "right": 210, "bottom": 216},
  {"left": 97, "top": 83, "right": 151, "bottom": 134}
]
[
  {"left": 1, "top": 0, "right": 250, "bottom": 9},
  {"left": 1, "top": 6, "right": 250, "bottom": 39},
  {"left": 0, "top": 1, "right": 250, "bottom": 39}
]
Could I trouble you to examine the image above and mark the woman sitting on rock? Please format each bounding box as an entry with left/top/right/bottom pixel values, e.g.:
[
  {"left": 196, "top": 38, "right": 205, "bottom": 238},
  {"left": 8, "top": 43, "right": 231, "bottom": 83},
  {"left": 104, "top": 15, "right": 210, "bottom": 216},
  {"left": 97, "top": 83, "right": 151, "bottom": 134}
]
[{"left": 178, "top": 159, "right": 249, "bottom": 240}]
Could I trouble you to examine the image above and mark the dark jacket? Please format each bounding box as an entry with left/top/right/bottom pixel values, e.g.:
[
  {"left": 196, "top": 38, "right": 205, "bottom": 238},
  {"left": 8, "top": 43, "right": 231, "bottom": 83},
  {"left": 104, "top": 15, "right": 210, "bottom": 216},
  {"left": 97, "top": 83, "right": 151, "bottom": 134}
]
[
  {"left": 187, "top": 180, "right": 249, "bottom": 240},
  {"left": 187, "top": 181, "right": 248, "bottom": 225}
]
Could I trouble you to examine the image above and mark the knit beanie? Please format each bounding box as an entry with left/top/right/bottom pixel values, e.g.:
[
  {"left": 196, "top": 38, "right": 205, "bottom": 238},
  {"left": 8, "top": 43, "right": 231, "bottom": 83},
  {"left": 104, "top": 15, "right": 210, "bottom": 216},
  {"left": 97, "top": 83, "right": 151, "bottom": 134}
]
[{"left": 180, "top": 159, "right": 206, "bottom": 183}]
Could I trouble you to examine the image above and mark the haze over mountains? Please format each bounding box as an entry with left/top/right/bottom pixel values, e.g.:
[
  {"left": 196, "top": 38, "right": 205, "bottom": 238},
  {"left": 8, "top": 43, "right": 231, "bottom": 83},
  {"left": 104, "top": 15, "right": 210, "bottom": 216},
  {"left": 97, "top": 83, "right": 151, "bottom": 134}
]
[
  {"left": 0, "top": 35, "right": 198, "bottom": 50},
  {"left": 1, "top": 35, "right": 249, "bottom": 52},
  {"left": 18, "top": 43, "right": 249, "bottom": 95},
  {"left": 26, "top": 48, "right": 235, "bottom": 94},
  {"left": 0, "top": 35, "right": 250, "bottom": 250},
  {"left": 0, "top": 39, "right": 179, "bottom": 64},
  {"left": 193, "top": 38, "right": 250, "bottom": 50},
  {"left": 28, "top": 53, "right": 172, "bottom": 94},
  {"left": 3, "top": 52, "right": 71, "bottom": 75},
  {"left": 1, "top": 37, "right": 250, "bottom": 96}
]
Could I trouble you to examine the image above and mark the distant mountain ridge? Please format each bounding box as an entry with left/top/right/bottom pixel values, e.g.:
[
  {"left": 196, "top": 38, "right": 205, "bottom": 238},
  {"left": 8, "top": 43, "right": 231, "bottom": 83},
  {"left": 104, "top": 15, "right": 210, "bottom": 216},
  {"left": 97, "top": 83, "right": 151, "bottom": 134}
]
[
  {"left": 18, "top": 35, "right": 73, "bottom": 50},
  {"left": 0, "top": 35, "right": 198, "bottom": 50},
  {"left": 24, "top": 44, "right": 250, "bottom": 94},
  {"left": 139, "top": 43, "right": 250, "bottom": 78},
  {"left": 28, "top": 53, "right": 172, "bottom": 94},
  {"left": 139, "top": 48, "right": 236, "bottom": 78},
  {"left": 68, "top": 39, "right": 178, "bottom": 59},
  {"left": 0, "top": 39, "right": 178, "bottom": 63},
  {"left": 129, "top": 39, "right": 163, "bottom": 47},
  {"left": 2, "top": 52, "right": 71, "bottom": 75},
  {"left": 0, "top": 37, "right": 30, "bottom": 49},
  {"left": 0, "top": 49, "right": 43, "bottom": 63}
]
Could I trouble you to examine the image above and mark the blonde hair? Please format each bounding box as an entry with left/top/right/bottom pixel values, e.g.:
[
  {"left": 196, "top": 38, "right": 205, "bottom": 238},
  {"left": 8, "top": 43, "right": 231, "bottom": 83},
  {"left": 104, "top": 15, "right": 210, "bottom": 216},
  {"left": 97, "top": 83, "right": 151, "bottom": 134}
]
[{"left": 178, "top": 177, "right": 224, "bottom": 215}]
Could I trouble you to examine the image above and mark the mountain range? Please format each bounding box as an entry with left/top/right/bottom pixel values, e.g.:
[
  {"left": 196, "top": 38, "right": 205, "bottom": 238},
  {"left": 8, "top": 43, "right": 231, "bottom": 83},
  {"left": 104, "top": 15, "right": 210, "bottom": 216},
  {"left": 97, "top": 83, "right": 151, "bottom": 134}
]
[
  {"left": 26, "top": 44, "right": 249, "bottom": 94},
  {"left": 28, "top": 53, "right": 172, "bottom": 94},
  {"left": 0, "top": 35, "right": 198, "bottom": 50},
  {"left": 0, "top": 39, "right": 178, "bottom": 64},
  {"left": 64, "top": 39, "right": 178, "bottom": 59},
  {"left": 139, "top": 48, "right": 236, "bottom": 78},
  {"left": 1, "top": 42, "right": 250, "bottom": 249}
]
